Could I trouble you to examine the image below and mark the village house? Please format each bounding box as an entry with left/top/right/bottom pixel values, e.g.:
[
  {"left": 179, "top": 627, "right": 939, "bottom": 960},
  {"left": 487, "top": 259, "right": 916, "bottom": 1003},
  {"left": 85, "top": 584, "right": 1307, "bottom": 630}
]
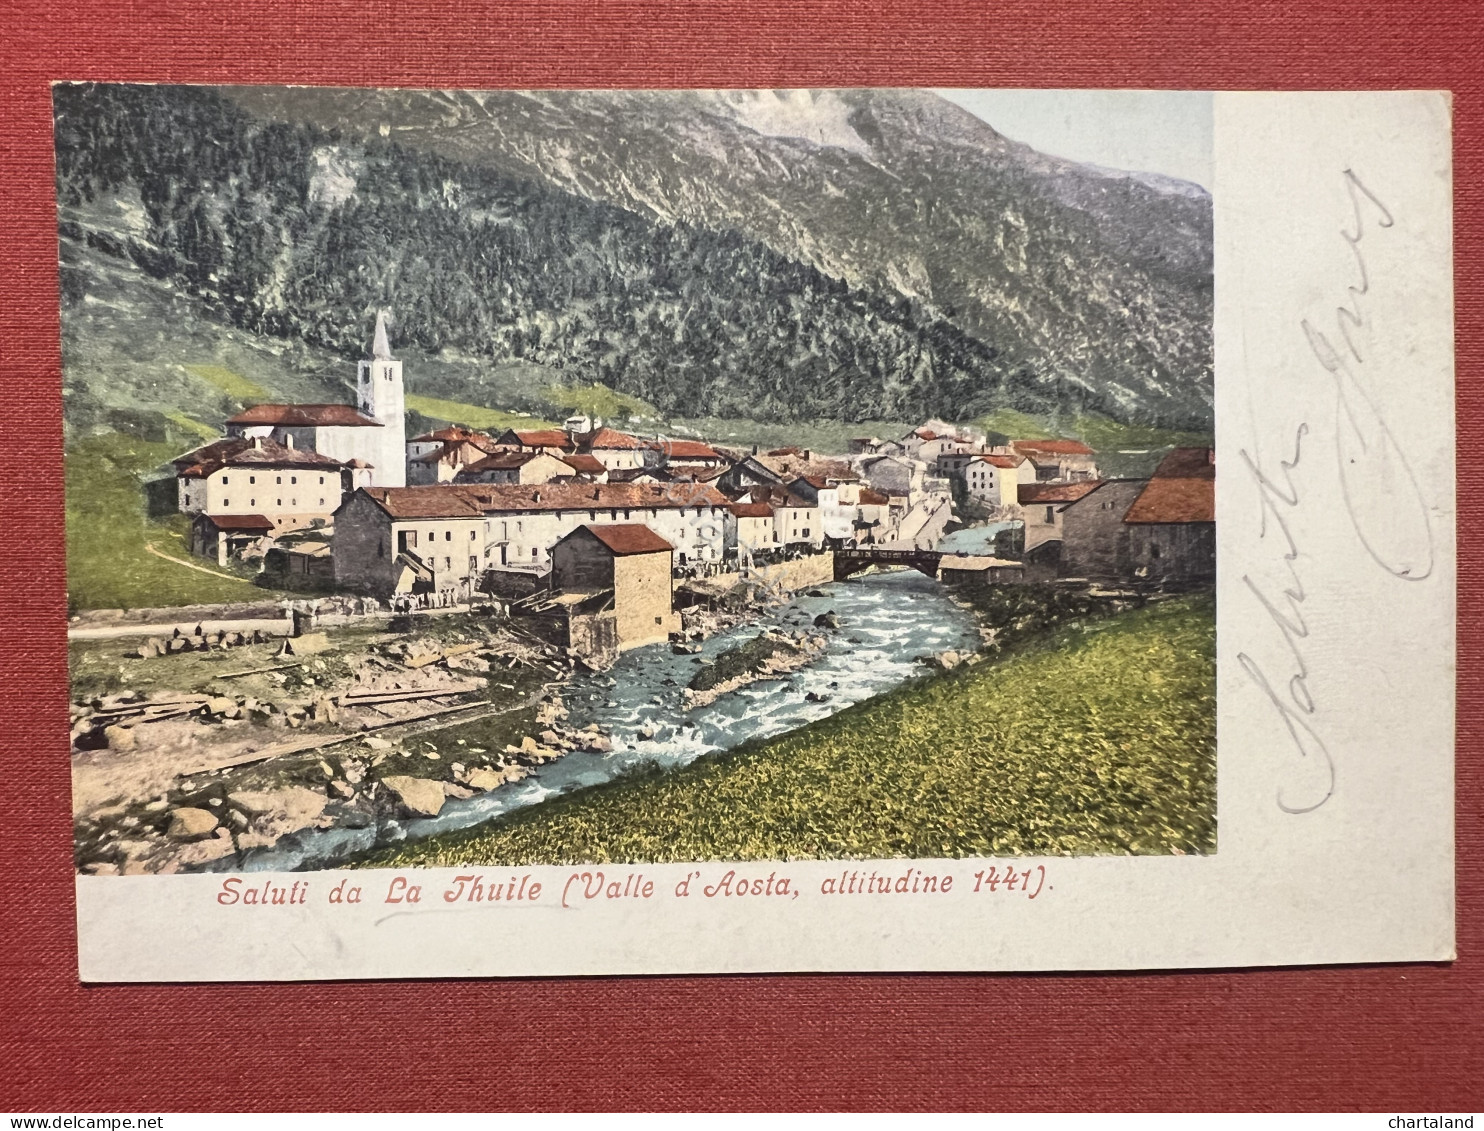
[
  {"left": 962, "top": 454, "right": 1036, "bottom": 508},
  {"left": 856, "top": 454, "right": 924, "bottom": 505},
  {"left": 174, "top": 436, "right": 369, "bottom": 546},
  {"left": 405, "top": 426, "right": 500, "bottom": 485},
  {"left": 550, "top": 524, "right": 681, "bottom": 650},
  {"left": 331, "top": 481, "right": 732, "bottom": 597},
  {"left": 490, "top": 428, "right": 577, "bottom": 457},
  {"left": 1012, "top": 438, "right": 1099, "bottom": 482},
  {"left": 646, "top": 438, "right": 729, "bottom": 472},
  {"left": 1019, "top": 480, "right": 1106, "bottom": 553},
  {"left": 224, "top": 313, "right": 407, "bottom": 487},
  {"left": 455, "top": 450, "right": 589, "bottom": 485},
  {"left": 727, "top": 501, "right": 776, "bottom": 555},
  {"left": 736, "top": 485, "right": 823, "bottom": 550},
  {"left": 716, "top": 447, "right": 853, "bottom": 498},
  {"left": 576, "top": 426, "right": 648, "bottom": 471}
]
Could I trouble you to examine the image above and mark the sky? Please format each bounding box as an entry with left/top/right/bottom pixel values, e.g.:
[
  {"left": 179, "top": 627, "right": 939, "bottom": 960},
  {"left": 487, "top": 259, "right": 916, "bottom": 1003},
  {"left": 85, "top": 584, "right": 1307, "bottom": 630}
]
[{"left": 932, "top": 89, "right": 1213, "bottom": 190}]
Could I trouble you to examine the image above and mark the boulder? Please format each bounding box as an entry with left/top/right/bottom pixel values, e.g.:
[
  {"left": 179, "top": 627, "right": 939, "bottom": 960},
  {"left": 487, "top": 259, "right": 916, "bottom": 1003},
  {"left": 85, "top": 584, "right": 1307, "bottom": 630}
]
[
  {"left": 814, "top": 611, "right": 841, "bottom": 629},
  {"left": 329, "top": 780, "right": 356, "bottom": 800},
  {"left": 103, "top": 724, "right": 136, "bottom": 752},
  {"left": 166, "top": 807, "right": 218, "bottom": 839},
  {"left": 464, "top": 767, "right": 505, "bottom": 792},
  {"left": 292, "top": 632, "right": 331, "bottom": 655},
  {"left": 227, "top": 786, "right": 328, "bottom": 836},
  {"left": 380, "top": 775, "right": 446, "bottom": 818},
  {"left": 205, "top": 696, "right": 236, "bottom": 717},
  {"left": 363, "top": 736, "right": 393, "bottom": 751},
  {"left": 442, "top": 782, "right": 475, "bottom": 800},
  {"left": 519, "top": 736, "right": 541, "bottom": 754},
  {"left": 581, "top": 734, "right": 614, "bottom": 754},
  {"left": 175, "top": 828, "right": 236, "bottom": 865}
]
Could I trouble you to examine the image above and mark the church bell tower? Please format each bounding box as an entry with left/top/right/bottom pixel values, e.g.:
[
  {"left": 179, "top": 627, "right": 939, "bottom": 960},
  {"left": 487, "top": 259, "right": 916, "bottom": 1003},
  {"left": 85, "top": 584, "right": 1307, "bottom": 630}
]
[{"left": 356, "top": 311, "right": 407, "bottom": 487}]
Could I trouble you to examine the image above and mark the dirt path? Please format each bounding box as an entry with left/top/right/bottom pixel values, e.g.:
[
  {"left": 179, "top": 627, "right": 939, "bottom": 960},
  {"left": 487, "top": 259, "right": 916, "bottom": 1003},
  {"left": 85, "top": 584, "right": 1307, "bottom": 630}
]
[{"left": 143, "top": 542, "right": 248, "bottom": 581}]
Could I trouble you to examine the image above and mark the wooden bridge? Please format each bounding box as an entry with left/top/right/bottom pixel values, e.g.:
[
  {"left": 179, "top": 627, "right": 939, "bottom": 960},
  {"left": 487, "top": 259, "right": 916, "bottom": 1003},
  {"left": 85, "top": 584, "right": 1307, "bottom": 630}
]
[{"left": 833, "top": 547, "right": 945, "bottom": 580}]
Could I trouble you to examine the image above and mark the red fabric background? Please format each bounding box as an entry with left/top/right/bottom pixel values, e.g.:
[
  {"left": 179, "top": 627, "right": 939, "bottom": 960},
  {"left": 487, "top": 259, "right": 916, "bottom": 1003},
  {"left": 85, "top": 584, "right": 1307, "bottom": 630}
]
[{"left": 2, "top": 0, "right": 1479, "bottom": 1111}]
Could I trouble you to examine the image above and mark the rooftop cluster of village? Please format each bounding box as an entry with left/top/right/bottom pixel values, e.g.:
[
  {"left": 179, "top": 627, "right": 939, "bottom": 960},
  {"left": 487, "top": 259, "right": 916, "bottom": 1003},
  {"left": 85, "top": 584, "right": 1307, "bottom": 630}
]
[{"left": 168, "top": 316, "right": 1214, "bottom": 654}]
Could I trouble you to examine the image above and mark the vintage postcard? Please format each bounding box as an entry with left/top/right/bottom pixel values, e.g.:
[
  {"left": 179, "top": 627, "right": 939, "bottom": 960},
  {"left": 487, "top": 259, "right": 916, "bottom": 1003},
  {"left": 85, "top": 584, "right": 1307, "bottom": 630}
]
[{"left": 59, "top": 86, "right": 1454, "bottom": 980}]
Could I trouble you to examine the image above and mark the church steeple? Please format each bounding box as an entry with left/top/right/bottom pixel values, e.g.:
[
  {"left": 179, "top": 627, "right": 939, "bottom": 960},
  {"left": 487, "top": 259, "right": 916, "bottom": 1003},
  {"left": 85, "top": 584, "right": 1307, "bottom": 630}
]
[
  {"left": 355, "top": 310, "right": 407, "bottom": 487},
  {"left": 372, "top": 311, "right": 392, "bottom": 361}
]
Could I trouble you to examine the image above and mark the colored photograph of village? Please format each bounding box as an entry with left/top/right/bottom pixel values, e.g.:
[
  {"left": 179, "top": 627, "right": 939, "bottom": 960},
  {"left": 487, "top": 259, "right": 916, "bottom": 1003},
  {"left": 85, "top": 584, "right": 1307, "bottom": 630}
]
[{"left": 58, "top": 85, "right": 1216, "bottom": 875}]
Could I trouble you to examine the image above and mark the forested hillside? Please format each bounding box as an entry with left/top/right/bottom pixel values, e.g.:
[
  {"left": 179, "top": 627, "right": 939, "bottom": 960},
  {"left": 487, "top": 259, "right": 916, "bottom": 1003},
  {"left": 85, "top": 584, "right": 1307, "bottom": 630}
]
[{"left": 54, "top": 83, "right": 1212, "bottom": 430}]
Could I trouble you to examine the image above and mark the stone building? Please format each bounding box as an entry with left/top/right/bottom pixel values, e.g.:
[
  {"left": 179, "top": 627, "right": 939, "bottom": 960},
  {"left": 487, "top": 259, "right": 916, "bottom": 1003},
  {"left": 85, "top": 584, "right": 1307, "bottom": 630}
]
[
  {"left": 1055, "top": 479, "right": 1151, "bottom": 581},
  {"left": 550, "top": 523, "right": 680, "bottom": 650},
  {"left": 1058, "top": 448, "right": 1215, "bottom": 587},
  {"left": 1019, "top": 480, "right": 1105, "bottom": 553}
]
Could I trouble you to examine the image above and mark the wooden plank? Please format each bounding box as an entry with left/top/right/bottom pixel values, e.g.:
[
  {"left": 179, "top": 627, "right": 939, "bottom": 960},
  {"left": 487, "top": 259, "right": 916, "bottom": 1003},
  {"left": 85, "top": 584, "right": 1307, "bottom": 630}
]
[{"left": 178, "top": 699, "right": 494, "bottom": 775}]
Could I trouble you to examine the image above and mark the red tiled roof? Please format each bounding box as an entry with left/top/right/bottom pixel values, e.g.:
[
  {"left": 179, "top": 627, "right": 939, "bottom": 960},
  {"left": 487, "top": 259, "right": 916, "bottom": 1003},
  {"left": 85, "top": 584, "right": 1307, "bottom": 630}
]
[
  {"left": 582, "top": 427, "right": 645, "bottom": 451},
  {"left": 730, "top": 502, "right": 774, "bottom": 518},
  {"left": 357, "top": 481, "right": 731, "bottom": 520},
  {"left": 858, "top": 488, "right": 890, "bottom": 505},
  {"left": 649, "top": 439, "right": 724, "bottom": 460},
  {"left": 571, "top": 523, "right": 673, "bottom": 556},
  {"left": 971, "top": 454, "right": 1024, "bottom": 469},
  {"left": 174, "top": 437, "right": 348, "bottom": 477},
  {"left": 561, "top": 454, "right": 608, "bottom": 475},
  {"left": 464, "top": 451, "right": 541, "bottom": 472},
  {"left": 411, "top": 425, "right": 491, "bottom": 444},
  {"left": 1019, "top": 480, "right": 1105, "bottom": 505},
  {"left": 199, "top": 513, "right": 276, "bottom": 532},
  {"left": 227, "top": 404, "right": 381, "bottom": 428},
  {"left": 1124, "top": 448, "right": 1215, "bottom": 524},
  {"left": 1013, "top": 438, "right": 1095, "bottom": 457},
  {"left": 501, "top": 429, "right": 575, "bottom": 450}
]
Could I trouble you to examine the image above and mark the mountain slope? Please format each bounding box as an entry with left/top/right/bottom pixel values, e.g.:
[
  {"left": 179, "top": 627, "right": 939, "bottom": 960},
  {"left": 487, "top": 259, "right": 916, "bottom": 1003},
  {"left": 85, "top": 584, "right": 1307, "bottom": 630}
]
[
  {"left": 54, "top": 83, "right": 1212, "bottom": 432},
  {"left": 225, "top": 86, "right": 1213, "bottom": 426}
]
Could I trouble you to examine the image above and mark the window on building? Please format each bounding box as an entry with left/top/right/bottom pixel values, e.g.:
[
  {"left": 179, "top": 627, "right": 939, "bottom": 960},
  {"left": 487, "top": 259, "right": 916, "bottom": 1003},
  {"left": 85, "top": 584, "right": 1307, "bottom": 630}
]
[
  {"left": 319, "top": 476, "right": 325, "bottom": 485},
  {"left": 378, "top": 542, "right": 384, "bottom": 558},
  {"left": 531, "top": 548, "right": 538, "bottom": 559},
  {"left": 250, "top": 498, "right": 256, "bottom": 507},
  {"left": 1045, "top": 506, "right": 1055, "bottom": 524},
  {"left": 291, "top": 476, "right": 297, "bottom": 485},
  {"left": 803, "top": 528, "right": 811, "bottom": 537},
  {"left": 276, "top": 499, "right": 282, "bottom": 506},
  {"left": 319, "top": 498, "right": 325, "bottom": 506},
  {"left": 443, "top": 556, "right": 451, "bottom": 571},
  {"left": 469, "top": 555, "right": 478, "bottom": 573},
  {"left": 223, "top": 499, "right": 230, "bottom": 507},
  {"left": 276, "top": 476, "right": 282, "bottom": 485},
  {"left": 469, "top": 529, "right": 477, "bottom": 540},
  {"left": 445, "top": 530, "right": 452, "bottom": 542},
  {"left": 249, "top": 476, "right": 256, "bottom": 484}
]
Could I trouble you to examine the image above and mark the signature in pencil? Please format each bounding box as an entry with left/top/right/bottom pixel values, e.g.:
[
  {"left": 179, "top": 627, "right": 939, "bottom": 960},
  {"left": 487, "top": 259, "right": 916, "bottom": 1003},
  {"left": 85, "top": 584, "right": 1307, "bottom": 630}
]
[{"left": 1238, "top": 169, "right": 1434, "bottom": 814}]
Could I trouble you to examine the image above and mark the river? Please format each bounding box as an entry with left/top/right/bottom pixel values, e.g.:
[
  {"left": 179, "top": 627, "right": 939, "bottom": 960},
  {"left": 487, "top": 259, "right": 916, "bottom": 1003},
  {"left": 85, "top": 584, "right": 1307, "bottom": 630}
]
[{"left": 227, "top": 568, "right": 981, "bottom": 871}]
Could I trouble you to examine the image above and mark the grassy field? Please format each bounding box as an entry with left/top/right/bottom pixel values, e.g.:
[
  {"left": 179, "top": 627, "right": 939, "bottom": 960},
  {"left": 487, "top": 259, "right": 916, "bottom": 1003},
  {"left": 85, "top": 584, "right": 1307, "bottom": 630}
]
[
  {"left": 66, "top": 431, "right": 261, "bottom": 611},
  {"left": 971, "top": 409, "right": 1213, "bottom": 478},
  {"left": 362, "top": 593, "right": 1216, "bottom": 867},
  {"left": 182, "top": 363, "right": 269, "bottom": 403},
  {"left": 404, "top": 393, "right": 556, "bottom": 433}
]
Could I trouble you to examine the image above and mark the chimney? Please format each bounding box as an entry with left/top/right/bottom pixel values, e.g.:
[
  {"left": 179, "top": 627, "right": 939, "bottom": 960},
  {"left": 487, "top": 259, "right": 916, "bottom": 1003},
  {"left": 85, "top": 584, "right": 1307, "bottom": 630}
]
[
  {"left": 251, "top": 436, "right": 262, "bottom": 450},
  {"left": 284, "top": 434, "right": 294, "bottom": 450},
  {"left": 533, "top": 490, "right": 542, "bottom": 504}
]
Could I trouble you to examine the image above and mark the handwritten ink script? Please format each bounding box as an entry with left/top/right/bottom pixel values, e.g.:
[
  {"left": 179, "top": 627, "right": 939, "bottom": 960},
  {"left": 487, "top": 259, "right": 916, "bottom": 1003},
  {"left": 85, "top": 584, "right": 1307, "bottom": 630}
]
[{"left": 1239, "top": 169, "right": 1435, "bottom": 815}]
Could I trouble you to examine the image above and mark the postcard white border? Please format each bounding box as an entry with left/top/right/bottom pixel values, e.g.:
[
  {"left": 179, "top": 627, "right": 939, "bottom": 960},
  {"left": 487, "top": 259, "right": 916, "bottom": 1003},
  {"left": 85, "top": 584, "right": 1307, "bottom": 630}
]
[{"left": 75, "top": 90, "right": 1456, "bottom": 980}]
